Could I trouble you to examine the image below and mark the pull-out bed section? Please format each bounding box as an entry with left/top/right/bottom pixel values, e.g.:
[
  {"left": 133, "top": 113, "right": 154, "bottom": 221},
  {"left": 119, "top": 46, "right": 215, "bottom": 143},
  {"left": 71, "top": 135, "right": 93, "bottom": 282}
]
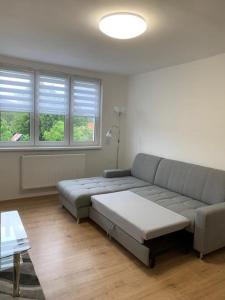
[{"left": 90, "top": 191, "right": 190, "bottom": 267}]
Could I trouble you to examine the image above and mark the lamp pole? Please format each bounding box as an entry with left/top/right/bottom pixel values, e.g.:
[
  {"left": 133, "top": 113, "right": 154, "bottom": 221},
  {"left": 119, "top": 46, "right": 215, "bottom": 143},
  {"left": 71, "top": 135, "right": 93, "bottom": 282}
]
[
  {"left": 116, "top": 111, "right": 121, "bottom": 169},
  {"left": 106, "top": 108, "right": 123, "bottom": 169}
]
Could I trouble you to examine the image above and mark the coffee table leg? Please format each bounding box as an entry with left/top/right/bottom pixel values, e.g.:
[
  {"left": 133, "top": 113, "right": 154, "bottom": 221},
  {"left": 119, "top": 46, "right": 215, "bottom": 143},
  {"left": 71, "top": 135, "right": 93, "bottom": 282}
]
[{"left": 13, "top": 253, "right": 21, "bottom": 297}]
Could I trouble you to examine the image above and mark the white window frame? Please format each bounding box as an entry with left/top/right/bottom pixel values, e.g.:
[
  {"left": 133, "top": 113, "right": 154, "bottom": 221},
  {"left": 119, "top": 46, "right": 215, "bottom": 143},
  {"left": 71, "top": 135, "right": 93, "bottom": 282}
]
[
  {"left": 0, "top": 65, "right": 102, "bottom": 149},
  {"left": 70, "top": 76, "right": 102, "bottom": 147},
  {"left": 35, "top": 71, "right": 70, "bottom": 147},
  {"left": 0, "top": 66, "right": 35, "bottom": 147}
]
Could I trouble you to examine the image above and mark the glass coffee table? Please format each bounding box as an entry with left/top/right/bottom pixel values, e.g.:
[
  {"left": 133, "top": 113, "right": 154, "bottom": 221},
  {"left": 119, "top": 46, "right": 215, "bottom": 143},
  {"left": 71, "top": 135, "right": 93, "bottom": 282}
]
[{"left": 0, "top": 210, "right": 31, "bottom": 297}]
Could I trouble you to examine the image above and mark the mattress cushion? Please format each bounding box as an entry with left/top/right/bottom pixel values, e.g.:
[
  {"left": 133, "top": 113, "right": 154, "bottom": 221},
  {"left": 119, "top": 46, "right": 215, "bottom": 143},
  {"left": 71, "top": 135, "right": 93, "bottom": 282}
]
[
  {"left": 57, "top": 176, "right": 150, "bottom": 209},
  {"left": 91, "top": 191, "right": 190, "bottom": 243},
  {"left": 131, "top": 185, "right": 208, "bottom": 232}
]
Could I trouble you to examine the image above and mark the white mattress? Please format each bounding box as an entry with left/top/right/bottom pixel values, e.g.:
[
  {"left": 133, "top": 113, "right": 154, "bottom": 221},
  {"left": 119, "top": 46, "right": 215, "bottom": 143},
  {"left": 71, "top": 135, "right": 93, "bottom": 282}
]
[{"left": 91, "top": 191, "right": 190, "bottom": 243}]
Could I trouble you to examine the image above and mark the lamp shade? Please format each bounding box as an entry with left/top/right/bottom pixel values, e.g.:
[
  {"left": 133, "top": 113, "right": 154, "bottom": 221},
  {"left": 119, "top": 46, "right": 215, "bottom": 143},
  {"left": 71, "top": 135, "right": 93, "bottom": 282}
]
[{"left": 106, "top": 129, "right": 113, "bottom": 138}]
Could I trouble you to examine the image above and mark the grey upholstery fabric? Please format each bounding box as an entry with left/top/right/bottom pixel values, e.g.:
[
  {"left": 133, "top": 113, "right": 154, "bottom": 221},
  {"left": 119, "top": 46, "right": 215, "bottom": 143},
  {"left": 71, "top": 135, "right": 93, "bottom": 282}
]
[
  {"left": 131, "top": 185, "right": 206, "bottom": 232},
  {"left": 89, "top": 207, "right": 150, "bottom": 266},
  {"left": 103, "top": 169, "right": 131, "bottom": 178},
  {"left": 57, "top": 176, "right": 149, "bottom": 209},
  {"left": 59, "top": 195, "right": 89, "bottom": 220},
  {"left": 154, "top": 159, "right": 225, "bottom": 205},
  {"left": 201, "top": 169, "right": 225, "bottom": 205},
  {"left": 131, "top": 153, "right": 161, "bottom": 183},
  {"left": 194, "top": 203, "right": 225, "bottom": 254}
]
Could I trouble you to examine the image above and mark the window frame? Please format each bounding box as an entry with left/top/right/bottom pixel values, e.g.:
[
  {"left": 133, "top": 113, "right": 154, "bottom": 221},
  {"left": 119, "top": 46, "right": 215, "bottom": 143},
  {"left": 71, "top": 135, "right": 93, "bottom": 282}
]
[
  {"left": 0, "top": 66, "right": 35, "bottom": 147},
  {"left": 0, "top": 65, "right": 102, "bottom": 149},
  {"left": 34, "top": 71, "right": 70, "bottom": 147},
  {"left": 70, "top": 76, "right": 102, "bottom": 147}
]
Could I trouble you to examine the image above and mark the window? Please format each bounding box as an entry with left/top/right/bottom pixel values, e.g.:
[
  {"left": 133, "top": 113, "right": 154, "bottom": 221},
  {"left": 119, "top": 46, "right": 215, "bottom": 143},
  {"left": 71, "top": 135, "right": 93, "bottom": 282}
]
[
  {"left": 0, "top": 66, "right": 101, "bottom": 148},
  {"left": 0, "top": 69, "right": 34, "bottom": 144},
  {"left": 36, "top": 74, "right": 69, "bottom": 145},
  {"left": 71, "top": 78, "right": 101, "bottom": 144}
]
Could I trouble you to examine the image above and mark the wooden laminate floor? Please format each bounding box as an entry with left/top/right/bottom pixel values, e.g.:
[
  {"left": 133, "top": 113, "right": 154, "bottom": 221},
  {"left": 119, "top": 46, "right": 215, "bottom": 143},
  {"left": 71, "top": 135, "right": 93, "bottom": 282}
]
[{"left": 1, "top": 196, "right": 225, "bottom": 300}]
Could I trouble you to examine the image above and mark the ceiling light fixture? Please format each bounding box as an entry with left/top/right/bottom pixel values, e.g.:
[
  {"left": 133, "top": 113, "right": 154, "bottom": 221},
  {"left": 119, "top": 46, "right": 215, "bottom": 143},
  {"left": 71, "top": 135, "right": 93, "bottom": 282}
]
[{"left": 99, "top": 13, "right": 147, "bottom": 39}]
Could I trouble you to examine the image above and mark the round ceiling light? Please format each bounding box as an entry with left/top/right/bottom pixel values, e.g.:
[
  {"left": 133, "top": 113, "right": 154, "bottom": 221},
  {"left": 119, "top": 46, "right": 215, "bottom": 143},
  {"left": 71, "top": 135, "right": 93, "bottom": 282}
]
[{"left": 99, "top": 13, "right": 147, "bottom": 39}]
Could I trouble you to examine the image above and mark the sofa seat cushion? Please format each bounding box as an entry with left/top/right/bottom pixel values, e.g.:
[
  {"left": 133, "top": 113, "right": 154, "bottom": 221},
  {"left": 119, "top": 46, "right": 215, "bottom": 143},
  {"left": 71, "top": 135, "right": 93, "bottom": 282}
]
[
  {"left": 131, "top": 185, "right": 207, "bottom": 232},
  {"left": 57, "top": 176, "right": 150, "bottom": 209}
]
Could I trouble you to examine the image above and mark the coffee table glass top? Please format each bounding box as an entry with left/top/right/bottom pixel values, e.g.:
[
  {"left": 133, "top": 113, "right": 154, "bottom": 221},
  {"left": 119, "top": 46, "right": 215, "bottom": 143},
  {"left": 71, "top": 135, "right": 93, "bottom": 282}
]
[{"left": 0, "top": 211, "right": 30, "bottom": 259}]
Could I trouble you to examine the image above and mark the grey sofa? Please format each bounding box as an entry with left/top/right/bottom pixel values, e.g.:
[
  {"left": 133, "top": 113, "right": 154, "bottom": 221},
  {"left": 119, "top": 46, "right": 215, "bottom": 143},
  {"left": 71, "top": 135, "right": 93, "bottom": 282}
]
[
  {"left": 57, "top": 153, "right": 225, "bottom": 258},
  {"left": 57, "top": 154, "right": 161, "bottom": 221}
]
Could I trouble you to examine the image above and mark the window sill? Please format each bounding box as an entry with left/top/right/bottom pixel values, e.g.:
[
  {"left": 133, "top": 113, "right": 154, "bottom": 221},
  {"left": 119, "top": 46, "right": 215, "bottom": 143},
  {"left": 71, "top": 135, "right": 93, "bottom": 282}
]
[{"left": 0, "top": 145, "right": 103, "bottom": 152}]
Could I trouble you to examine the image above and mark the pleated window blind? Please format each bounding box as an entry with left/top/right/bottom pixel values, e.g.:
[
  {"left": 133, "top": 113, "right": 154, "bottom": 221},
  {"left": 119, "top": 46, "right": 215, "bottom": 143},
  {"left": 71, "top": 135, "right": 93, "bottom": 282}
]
[
  {"left": 37, "top": 74, "right": 69, "bottom": 116},
  {"left": 0, "top": 69, "right": 33, "bottom": 113},
  {"left": 71, "top": 78, "right": 100, "bottom": 118}
]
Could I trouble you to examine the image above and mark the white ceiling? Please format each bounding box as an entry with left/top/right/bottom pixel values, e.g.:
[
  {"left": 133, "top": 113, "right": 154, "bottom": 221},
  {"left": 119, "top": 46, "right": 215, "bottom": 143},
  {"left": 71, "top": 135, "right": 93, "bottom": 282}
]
[{"left": 0, "top": 0, "right": 225, "bottom": 75}]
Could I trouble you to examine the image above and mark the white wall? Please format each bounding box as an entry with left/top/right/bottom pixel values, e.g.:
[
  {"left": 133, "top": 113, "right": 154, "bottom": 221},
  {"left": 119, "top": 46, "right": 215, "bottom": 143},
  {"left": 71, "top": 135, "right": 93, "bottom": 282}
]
[
  {"left": 0, "top": 56, "right": 128, "bottom": 201},
  {"left": 123, "top": 53, "right": 225, "bottom": 171}
]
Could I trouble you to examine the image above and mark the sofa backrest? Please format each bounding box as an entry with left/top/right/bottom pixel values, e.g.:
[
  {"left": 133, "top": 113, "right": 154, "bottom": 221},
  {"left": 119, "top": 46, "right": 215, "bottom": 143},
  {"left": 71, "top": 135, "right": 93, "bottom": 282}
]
[
  {"left": 154, "top": 158, "right": 225, "bottom": 205},
  {"left": 131, "top": 153, "right": 161, "bottom": 184}
]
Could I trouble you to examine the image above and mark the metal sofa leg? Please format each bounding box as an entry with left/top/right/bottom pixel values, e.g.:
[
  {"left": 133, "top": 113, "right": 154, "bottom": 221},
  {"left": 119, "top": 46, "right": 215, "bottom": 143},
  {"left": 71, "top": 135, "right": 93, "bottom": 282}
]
[
  {"left": 76, "top": 218, "right": 80, "bottom": 224},
  {"left": 199, "top": 252, "right": 204, "bottom": 260}
]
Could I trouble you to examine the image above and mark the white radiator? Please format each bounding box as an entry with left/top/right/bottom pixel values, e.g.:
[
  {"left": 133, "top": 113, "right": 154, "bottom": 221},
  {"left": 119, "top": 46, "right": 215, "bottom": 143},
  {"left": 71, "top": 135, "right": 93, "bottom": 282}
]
[{"left": 21, "top": 154, "right": 86, "bottom": 189}]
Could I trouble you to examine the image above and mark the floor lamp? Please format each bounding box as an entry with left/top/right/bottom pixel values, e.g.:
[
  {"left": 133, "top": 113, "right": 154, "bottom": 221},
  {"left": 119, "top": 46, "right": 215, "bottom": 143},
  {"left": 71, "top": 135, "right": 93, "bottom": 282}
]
[{"left": 106, "top": 106, "right": 124, "bottom": 169}]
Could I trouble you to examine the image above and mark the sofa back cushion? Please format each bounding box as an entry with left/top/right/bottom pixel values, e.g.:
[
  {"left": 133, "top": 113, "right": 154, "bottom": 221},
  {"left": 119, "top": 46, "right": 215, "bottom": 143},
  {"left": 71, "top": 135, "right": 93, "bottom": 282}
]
[
  {"left": 154, "top": 159, "right": 225, "bottom": 205},
  {"left": 201, "top": 169, "right": 225, "bottom": 205},
  {"left": 131, "top": 153, "right": 161, "bottom": 183}
]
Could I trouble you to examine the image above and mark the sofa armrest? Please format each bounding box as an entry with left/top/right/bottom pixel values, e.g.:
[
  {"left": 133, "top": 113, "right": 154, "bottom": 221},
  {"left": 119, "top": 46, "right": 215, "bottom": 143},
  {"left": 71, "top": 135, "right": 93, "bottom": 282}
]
[
  {"left": 194, "top": 202, "right": 225, "bottom": 255},
  {"left": 103, "top": 169, "right": 131, "bottom": 178}
]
